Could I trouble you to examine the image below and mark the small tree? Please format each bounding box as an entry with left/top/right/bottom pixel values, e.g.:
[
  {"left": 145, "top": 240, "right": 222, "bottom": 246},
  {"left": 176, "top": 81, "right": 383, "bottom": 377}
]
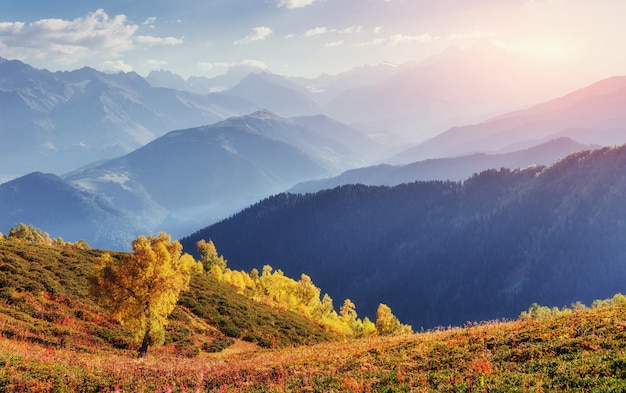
[
  {"left": 375, "top": 303, "right": 412, "bottom": 336},
  {"left": 197, "top": 239, "right": 227, "bottom": 277},
  {"left": 8, "top": 223, "right": 46, "bottom": 244},
  {"left": 90, "top": 233, "right": 202, "bottom": 357}
]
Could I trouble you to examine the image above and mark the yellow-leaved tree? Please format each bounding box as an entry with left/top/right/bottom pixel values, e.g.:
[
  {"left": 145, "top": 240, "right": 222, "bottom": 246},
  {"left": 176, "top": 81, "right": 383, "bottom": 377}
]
[
  {"left": 90, "top": 233, "right": 202, "bottom": 357},
  {"left": 375, "top": 303, "right": 412, "bottom": 336},
  {"left": 197, "top": 239, "right": 227, "bottom": 277}
]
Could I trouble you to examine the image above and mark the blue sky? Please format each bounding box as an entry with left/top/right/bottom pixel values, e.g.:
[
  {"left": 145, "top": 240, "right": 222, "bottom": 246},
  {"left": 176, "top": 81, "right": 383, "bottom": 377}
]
[{"left": 1, "top": 0, "right": 625, "bottom": 84}]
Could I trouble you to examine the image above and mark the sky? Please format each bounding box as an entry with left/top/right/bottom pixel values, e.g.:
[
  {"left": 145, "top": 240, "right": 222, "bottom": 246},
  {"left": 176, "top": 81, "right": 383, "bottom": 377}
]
[{"left": 1, "top": 0, "right": 625, "bottom": 86}]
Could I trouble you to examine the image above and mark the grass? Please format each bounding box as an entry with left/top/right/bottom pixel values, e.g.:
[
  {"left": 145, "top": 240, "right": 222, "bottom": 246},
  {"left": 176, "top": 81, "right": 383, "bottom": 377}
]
[
  {"left": 0, "top": 238, "right": 335, "bottom": 360},
  {"left": 2, "top": 297, "right": 626, "bottom": 391},
  {"left": 3, "top": 237, "right": 626, "bottom": 391}
]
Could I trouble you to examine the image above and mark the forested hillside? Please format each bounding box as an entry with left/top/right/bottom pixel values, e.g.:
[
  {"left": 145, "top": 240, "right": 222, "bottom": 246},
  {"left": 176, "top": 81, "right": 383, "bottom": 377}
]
[
  {"left": 0, "top": 234, "right": 336, "bottom": 357},
  {"left": 182, "top": 144, "right": 626, "bottom": 329}
]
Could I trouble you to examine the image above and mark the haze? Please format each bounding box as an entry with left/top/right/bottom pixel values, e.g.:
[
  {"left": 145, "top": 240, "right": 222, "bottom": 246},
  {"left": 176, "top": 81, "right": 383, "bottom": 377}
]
[{"left": 1, "top": 0, "right": 624, "bottom": 91}]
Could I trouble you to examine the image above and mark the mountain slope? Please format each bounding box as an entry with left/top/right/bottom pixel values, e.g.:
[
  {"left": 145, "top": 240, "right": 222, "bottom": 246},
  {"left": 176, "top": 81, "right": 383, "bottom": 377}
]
[
  {"left": 389, "top": 75, "right": 626, "bottom": 164},
  {"left": 5, "top": 293, "right": 626, "bottom": 391},
  {"left": 64, "top": 111, "right": 337, "bottom": 239},
  {"left": 291, "top": 137, "right": 590, "bottom": 193},
  {"left": 0, "top": 172, "right": 147, "bottom": 250},
  {"left": 182, "top": 144, "right": 626, "bottom": 329},
  {"left": 322, "top": 43, "right": 572, "bottom": 143},
  {"left": 0, "top": 237, "right": 335, "bottom": 359},
  {"left": 225, "top": 72, "right": 320, "bottom": 117},
  {"left": 0, "top": 58, "right": 255, "bottom": 178}
]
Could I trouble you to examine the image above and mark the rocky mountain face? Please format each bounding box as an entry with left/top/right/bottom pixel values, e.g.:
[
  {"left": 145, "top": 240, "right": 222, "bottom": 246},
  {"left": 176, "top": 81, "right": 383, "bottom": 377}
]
[{"left": 0, "top": 57, "right": 255, "bottom": 179}]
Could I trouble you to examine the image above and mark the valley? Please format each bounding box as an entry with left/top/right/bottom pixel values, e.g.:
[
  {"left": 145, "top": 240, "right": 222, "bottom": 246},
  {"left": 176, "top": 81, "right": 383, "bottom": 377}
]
[{"left": 2, "top": 2, "right": 626, "bottom": 388}]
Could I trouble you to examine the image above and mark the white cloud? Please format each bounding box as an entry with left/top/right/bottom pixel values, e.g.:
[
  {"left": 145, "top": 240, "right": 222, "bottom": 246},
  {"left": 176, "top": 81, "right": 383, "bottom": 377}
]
[
  {"left": 0, "top": 21, "right": 25, "bottom": 34},
  {"left": 339, "top": 26, "right": 363, "bottom": 34},
  {"left": 276, "top": 0, "right": 318, "bottom": 9},
  {"left": 135, "top": 35, "right": 183, "bottom": 46},
  {"left": 325, "top": 40, "right": 344, "bottom": 47},
  {"left": 448, "top": 31, "right": 496, "bottom": 40},
  {"left": 304, "top": 25, "right": 363, "bottom": 38},
  {"left": 388, "top": 34, "right": 436, "bottom": 45},
  {"left": 142, "top": 17, "right": 157, "bottom": 26},
  {"left": 356, "top": 33, "right": 437, "bottom": 47},
  {"left": 0, "top": 9, "right": 183, "bottom": 67},
  {"left": 198, "top": 59, "right": 268, "bottom": 71},
  {"left": 145, "top": 59, "right": 168, "bottom": 68},
  {"left": 104, "top": 59, "right": 133, "bottom": 72},
  {"left": 233, "top": 26, "right": 273, "bottom": 45},
  {"left": 305, "top": 26, "right": 328, "bottom": 37}
]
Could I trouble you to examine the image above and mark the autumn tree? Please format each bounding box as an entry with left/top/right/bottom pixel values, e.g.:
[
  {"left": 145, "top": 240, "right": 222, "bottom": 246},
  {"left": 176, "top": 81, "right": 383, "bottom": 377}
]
[
  {"left": 197, "top": 239, "right": 227, "bottom": 277},
  {"left": 90, "top": 233, "right": 202, "bottom": 357},
  {"left": 8, "top": 223, "right": 47, "bottom": 244},
  {"left": 375, "top": 303, "right": 412, "bottom": 336}
]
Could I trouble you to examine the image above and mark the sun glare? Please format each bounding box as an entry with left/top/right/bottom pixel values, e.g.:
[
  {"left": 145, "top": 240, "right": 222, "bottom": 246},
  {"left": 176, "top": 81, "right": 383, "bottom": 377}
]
[
  {"left": 530, "top": 39, "right": 575, "bottom": 61},
  {"left": 495, "top": 37, "right": 576, "bottom": 63}
]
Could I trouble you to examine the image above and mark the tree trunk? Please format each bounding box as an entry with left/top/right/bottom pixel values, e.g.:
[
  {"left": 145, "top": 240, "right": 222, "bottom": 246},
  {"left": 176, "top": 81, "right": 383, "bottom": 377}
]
[{"left": 138, "top": 330, "right": 151, "bottom": 358}]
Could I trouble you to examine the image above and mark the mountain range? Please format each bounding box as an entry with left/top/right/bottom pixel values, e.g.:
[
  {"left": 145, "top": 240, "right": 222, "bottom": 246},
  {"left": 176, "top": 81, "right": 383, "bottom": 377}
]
[
  {"left": 0, "top": 172, "right": 145, "bottom": 249},
  {"left": 389, "top": 75, "right": 626, "bottom": 164},
  {"left": 291, "top": 137, "right": 592, "bottom": 193},
  {"left": 0, "top": 43, "right": 586, "bottom": 183},
  {"left": 181, "top": 144, "right": 626, "bottom": 329},
  {"left": 2, "top": 52, "right": 626, "bottom": 256},
  {"left": 0, "top": 57, "right": 255, "bottom": 178},
  {"left": 59, "top": 110, "right": 383, "bottom": 241}
]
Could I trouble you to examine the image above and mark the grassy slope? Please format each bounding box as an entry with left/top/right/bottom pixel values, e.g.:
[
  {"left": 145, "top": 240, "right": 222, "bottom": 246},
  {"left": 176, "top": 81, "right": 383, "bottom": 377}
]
[
  {"left": 0, "top": 239, "right": 335, "bottom": 358},
  {"left": 3, "top": 239, "right": 626, "bottom": 392},
  {"left": 2, "top": 299, "right": 626, "bottom": 392}
]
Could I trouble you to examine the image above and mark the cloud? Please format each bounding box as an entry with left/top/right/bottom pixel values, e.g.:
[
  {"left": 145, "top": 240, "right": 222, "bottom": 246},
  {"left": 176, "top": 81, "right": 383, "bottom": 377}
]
[
  {"left": 145, "top": 59, "right": 168, "bottom": 68},
  {"left": 198, "top": 59, "right": 268, "bottom": 71},
  {"left": 104, "top": 59, "right": 133, "bottom": 72},
  {"left": 276, "top": 0, "right": 318, "bottom": 9},
  {"left": 135, "top": 35, "right": 183, "bottom": 46},
  {"left": 325, "top": 40, "right": 344, "bottom": 47},
  {"left": 339, "top": 26, "right": 363, "bottom": 34},
  {"left": 233, "top": 26, "right": 273, "bottom": 45},
  {"left": 0, "top": 9, "right": 183, "bottom": 66},
  {"left": 142, "top": 17, "right": 157, "bottom": 26},
  {"left": 305, "top": 26, "right": 328, "bottom": 37},
  {"left": 305, "top": 25, "right": 363, "bottom": 38},
  {"left": 448, "top": 31, "right": 496, "bottom": 40},
  {"left": 356, "top": 33, "right": 437, "bottom": 47}
]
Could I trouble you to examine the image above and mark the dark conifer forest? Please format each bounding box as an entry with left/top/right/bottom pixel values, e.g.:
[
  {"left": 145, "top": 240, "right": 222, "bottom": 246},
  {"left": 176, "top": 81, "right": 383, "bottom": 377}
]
[{"left": 182, "top": 145, "right": 626, "bottom": 329}]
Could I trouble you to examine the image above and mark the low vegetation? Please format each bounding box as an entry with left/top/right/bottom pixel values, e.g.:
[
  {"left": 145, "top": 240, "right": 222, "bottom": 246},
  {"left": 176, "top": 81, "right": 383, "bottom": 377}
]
[
  {"left": 199, "top": 239, "right": 410, "bottom": 338},
  {"left": 0, "top": 225, "right": 336, "bottom": 360},
  {"left": 3, "top": 224, "right": 626, "bottom": 391},
  {"left": 3, "top": 294, "right": 626, "bottom": 391}
]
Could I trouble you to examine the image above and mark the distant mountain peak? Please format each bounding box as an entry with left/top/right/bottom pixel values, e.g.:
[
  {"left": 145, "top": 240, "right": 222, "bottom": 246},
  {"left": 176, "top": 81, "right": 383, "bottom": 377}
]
[{"left": 249, "top": 109, "right": 282, "bottom": 120}]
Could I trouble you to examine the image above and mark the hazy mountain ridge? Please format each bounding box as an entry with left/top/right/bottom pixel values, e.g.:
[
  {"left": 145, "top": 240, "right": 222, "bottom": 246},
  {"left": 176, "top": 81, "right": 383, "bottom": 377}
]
[
  {"left": 181, "top": 144, "right": 626, "bottom": 329},
  {"left": 63, "top": 111, "right": 367, "bottom": 241},
  {"left": 291, "top": 137, "right": 591, "bottom": 193},
  {"left": 0, "top": 57, "right": 256, "bottom": 178},
  {"left": 389, "top": 74, "right": 626, "bottom": 164},
  {"left": 224, "top": 72, "right": 320, "bottom": 118},
  {"left": 321, "top": 43, "right": 574, "bottom": 143},
  {"left": 0, "top": 172, "right": 147, "bottom": 249}
]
